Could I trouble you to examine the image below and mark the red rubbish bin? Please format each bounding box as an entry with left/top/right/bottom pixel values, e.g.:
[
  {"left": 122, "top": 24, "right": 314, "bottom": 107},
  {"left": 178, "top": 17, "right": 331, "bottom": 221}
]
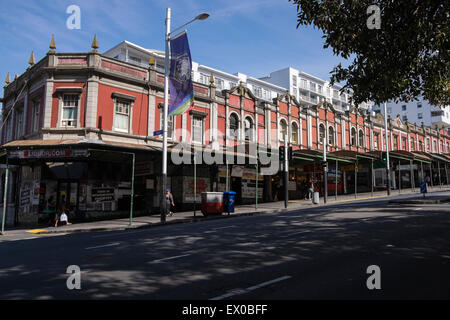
[{"left": 201, "top": 192, "right": 224, "bottom": 216}]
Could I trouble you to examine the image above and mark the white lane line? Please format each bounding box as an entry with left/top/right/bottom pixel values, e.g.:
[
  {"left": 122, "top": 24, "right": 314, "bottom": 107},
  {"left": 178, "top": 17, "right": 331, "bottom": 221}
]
[
  {"left": 150, "top": 254, "right": 191, "bottom": 263},
  {"left": 92, "top": 229, "right": 151, "bottom": 238},
  {"left": 85, "top": 242, "right": 120, "bottom": 250},
  {"left": 214, "top": 226, "right": 237, "bottom": 230},
  {"left": 413, "top": 207, "right": 423, "bottom": 211},
  {"left": 210, "top": 275, "right": 292, "bottom": 300}
]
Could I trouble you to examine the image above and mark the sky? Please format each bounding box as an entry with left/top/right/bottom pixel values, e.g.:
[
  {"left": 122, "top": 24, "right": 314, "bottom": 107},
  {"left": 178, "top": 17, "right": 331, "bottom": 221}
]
[{"left": 0, "top": 0, "right": 349, "bottom": 87}]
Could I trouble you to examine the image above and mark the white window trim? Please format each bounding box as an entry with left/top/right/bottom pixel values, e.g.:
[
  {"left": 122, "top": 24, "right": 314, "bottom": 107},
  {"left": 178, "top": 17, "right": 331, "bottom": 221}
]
[
  {"left": 191, "top": 115, "right": 205, "bottom": 145},
  {"left": 279, "top": 118, "right": 288, "bottom": 142},
  {"left": 58, "top": 92, "right": 82, "bottom": 129},
  {"left": 113, "top": 98, "right": 134, "bottom": 134},
  {"left": 290, "top": 120, "right": 300, "bottom": 145},
  {"left": 228, "top": 111, "right": 241, "bottom": 141},
  {"left": 244, "top": 115, "right": 256, "bottom": 143},
  {"left": 328, "top": 125, "right": 335, "bottom": 146}
]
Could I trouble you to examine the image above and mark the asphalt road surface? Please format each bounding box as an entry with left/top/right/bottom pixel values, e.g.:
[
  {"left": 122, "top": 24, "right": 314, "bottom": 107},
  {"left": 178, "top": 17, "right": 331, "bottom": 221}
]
[{"left": 1, "top": 193, "right": 450, "bottom": 300}]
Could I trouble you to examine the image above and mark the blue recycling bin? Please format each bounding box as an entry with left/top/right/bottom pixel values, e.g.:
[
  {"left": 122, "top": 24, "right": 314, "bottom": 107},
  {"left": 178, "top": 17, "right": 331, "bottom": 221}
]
[{"left": 223, "top": 191, "right": 236, "bottom": 214}]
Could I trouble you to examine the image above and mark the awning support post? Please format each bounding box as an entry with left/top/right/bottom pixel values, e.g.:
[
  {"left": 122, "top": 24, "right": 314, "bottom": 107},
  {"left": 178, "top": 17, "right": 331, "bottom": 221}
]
[{"left": 1, "top": 155, "right": 9, "bottom": 235}]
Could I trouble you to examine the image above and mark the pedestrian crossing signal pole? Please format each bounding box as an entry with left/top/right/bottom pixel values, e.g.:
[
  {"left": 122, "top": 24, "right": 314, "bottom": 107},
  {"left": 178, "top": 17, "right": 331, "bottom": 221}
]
[
  {"left": 322, "top": 137, "right": 328, "bottom": 204},
  {"left": 284, "top": 135, "right": 289, "bottom": 208}
]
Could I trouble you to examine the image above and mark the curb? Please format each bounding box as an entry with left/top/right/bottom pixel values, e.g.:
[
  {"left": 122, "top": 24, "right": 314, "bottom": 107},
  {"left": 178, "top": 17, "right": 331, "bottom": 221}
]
[{"left": 34, "top": 207, "right": 291, "bottom": 235}]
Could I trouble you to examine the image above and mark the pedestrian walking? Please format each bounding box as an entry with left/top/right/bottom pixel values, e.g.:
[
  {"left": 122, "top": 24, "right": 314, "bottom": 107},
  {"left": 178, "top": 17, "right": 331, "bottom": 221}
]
[
  {"left": 166, "top": 189, "right": 175, "bottom": 217},
  {"left": 46, "top": 196, "right": 57, "bottom": 226},
  {"left": 55, "top": 201, "right": 68, "bottom": 227},
  {"left": 308, "top": 180, "right": 314, "bottom": 200}
]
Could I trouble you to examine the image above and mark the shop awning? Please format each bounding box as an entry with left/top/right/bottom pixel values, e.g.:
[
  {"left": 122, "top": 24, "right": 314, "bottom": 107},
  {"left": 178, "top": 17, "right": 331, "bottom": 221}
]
[{"left": 0, "top": 139, "right": 162, "bottom": 165}]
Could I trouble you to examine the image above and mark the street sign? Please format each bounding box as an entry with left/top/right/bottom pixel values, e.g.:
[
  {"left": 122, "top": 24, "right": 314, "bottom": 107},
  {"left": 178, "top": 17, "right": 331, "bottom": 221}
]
[{"left": 153, "top": 130, "right": 164, "bottom": 136}]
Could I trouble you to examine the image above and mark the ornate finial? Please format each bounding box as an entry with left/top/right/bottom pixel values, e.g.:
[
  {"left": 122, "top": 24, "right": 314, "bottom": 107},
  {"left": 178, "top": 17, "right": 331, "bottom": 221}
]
[
  {"left": 5, "top": 72, "right": 10, "bottom": 85},
  {"left": 49, "top": 34, "right": 56, "bottom": 53},
  {"left": 149, "top": 55, "right": 155, "bottom": 66},
  {"left": 91, "top": 34, "right": 99, "bottom": 52},
  {"left": 28, "top": 51, "right": 36, "bottom": 67},
  {"left": 209, "top": 72, "right": 214, "bottom": 84}
]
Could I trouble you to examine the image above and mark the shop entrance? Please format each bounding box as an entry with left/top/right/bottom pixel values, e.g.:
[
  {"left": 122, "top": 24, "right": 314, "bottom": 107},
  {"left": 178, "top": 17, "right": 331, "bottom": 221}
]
[
  {"left": 231, "top": 177, "right": 242, "bottom": 205},
  {"left": 57, "top": 180, "right": 79, "bottom": 212}
]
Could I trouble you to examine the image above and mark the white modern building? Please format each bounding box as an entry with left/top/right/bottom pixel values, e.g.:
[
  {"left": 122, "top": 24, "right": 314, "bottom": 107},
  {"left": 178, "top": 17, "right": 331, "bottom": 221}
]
[
  {"left": 374, "top": 98, "right": 450, "bottom": 129},
  {"left": 260, "top": 67, "right": 371, "bottom": 111},
  {"left": 104, "top": 41, "right": 371, "bottom": 111}
]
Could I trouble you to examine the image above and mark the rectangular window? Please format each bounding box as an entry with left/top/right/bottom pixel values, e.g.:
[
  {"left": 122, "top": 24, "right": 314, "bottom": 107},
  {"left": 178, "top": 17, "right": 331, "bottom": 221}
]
[
  {"left": 393, "top": 135, "right": 398, "bottom": 150},
  {"left": 373, "top": 133, "right": 379, "bottom": 150},
  {"left": 129, "top": 56, "right": 141, "bottom": 64},
  {"left": 15, "top": 109, "right": 23, "bottom": 138},
  {"left": 253, "top": 85, "right": 262, "bottom": 98},
  {"left": 417, "top": 103, "right": 422, "bottom": 108},
  {"left": 199, "top": 73, "right": 209, "bottom": 85},
  {"left": 229, "top": 82, "right": 237, "bottom": 89},
  {"left": 160, "top": 115, "right": 174, "bottom": 139},
  {"left": 215, "top": 78, "right": 224, "bottom": 90},
  {"left": 402, "top": 105, "right": 407, "bottom": 111},
  {"left": 114, "top": 99, "right": 130, "bottom": 132},
  {"left": 402, "top": 137, "right": 407, "bottom": 150},
  {"left": 32, "top": 100, "right": 40, "bottom": 132},
  {"left": 402, "top": 115, "right": 407, "bottom": 122},
  {"left": 192, "top": 116, "right": 203, "bottom": 144},
  {"left": 292, "top": 75, "right": 297, "bottom": 87},
  {"left": 418, "top": 113, "right": 423, "bottom": 119},
  {"left": 61, "top": 94, "right": 79, "bottom": 127},
  {"left": 387, "top": 107, "right": 392, "bottom": 114},
  {"left": 301, "top": 79, "right": 308, "bottom": 89},
  {"left": 317, "top": 85, "right": 323, "bottom": 94}
]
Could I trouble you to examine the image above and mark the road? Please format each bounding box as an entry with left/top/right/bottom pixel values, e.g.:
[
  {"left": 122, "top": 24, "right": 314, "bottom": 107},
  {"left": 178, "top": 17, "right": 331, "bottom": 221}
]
[{"left": 0, "top": 192, "right": 449, "bottom": 300}]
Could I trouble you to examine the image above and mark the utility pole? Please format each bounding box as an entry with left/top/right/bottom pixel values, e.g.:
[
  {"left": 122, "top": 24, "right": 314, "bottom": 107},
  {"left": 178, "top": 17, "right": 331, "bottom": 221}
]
[
  {"left": 284, "top": 134, "right": 289, "bottom": 209},
  {"left": 384, "top": 102, "right": 391, "bottom": 196},
  {"left": 323, "top": 137, "right": 328, "bottom": 204}
]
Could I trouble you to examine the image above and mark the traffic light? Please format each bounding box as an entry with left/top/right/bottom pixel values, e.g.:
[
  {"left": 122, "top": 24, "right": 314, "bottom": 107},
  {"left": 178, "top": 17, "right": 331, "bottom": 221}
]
[
  {"left": 288, "top": 146, "right": 293, "bottom": 161},
  {"left": 279, "top": 145, "right": 285, "bottom": 161}
]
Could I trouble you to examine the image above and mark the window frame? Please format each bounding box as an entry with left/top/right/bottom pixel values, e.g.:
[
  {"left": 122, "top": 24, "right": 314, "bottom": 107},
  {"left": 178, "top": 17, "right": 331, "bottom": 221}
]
[
  {"left": 229, "top": 112, "right": 240, "bottom": 141},
  {"left": 59, "top": 93, "right": 81, "bottom": 128},
  {"left": 191, "top": 115, "right": 204, "bottom": 145}
]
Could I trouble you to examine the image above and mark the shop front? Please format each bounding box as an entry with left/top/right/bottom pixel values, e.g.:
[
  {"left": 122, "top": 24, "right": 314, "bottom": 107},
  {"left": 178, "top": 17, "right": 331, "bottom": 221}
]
[{"left": 0, "top": 140, "right": 159, "bottom": 227}]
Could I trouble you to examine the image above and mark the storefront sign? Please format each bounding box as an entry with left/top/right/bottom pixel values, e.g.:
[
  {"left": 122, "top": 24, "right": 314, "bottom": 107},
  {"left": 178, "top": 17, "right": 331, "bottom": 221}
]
[
  {"left": 91, "top": 188, "right": 115, "bottom": 202},
  {"left": 9, "top": 149, "right": 88, "bottom": 159},
  {"left": 135, "top": 162, "right": 153, "bottom": 176}
]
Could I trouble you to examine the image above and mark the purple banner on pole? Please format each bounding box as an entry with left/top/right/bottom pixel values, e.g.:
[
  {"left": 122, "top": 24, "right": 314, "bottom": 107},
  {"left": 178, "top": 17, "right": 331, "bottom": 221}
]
[{"left": 169, "top": 31, "right": 194, "bottom": 116}]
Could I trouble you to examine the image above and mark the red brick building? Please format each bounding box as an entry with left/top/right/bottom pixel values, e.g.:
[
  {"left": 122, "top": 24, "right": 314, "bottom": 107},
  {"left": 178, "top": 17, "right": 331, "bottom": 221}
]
[{"left": 1, "top": 38, "right": 449, "bottom": 227}]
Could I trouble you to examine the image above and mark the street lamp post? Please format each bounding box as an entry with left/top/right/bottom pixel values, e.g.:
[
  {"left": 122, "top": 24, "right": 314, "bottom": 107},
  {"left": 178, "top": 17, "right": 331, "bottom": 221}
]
[
  {"left": 161, "top": 8, "right": 209, "bottom": 223},
  {"left": 384, "top": 102, "right": 391, "bottom": 196}
]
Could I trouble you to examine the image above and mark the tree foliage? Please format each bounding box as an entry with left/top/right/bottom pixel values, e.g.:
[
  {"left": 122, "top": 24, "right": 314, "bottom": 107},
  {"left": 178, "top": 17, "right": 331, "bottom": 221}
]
[{"left": 289, "top": 0, "right": 449, "bottom": 107}]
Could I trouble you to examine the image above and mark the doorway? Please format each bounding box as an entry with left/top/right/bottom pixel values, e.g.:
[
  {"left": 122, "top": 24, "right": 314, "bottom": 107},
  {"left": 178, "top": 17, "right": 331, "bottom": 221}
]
[
  {"left": 231, "top": 177, "right": 242, "bottom": 205},
  {"left": 57, "top": 180, "right": 79, "bottom": 212}
]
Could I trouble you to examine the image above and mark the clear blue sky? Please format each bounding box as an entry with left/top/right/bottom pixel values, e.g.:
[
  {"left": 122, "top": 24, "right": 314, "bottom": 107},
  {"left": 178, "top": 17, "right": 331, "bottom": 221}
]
[{"left": 0, "top": 0, "right": 348, "bottom": 86}]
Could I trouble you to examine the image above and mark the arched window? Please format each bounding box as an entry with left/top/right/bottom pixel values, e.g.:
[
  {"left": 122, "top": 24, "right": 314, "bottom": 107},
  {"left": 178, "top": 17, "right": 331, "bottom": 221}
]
[
  {"left": 351, "top": 127, "right": 356, "bottom": 146},
  {"left": 244, "top": 117, "right": 253, "bottom": 142},
  {"left": 229, "top": 113, "right": 239, "bottom": 140},
  {"left": 291, "top": 122, "right": 299, "bottom": 144},
  {"left": 328, "top": 126, "right": 335, "bottom": 146},
  {"left": 426, "top": 138, "right": 430, "bottom": 152},
  {"left": 319, "top": 124, "right": 325, "bottom": 143},
  {"left": 358, "top": 129, "right": 364, "bottom": 147},
  {"left": 410, "top": 139, "right": 415, "bottom": 151},
  {"left": 279, "top": 119, "right": 288, "bottom": 141},
  {"left": 419, "top": 141, "right": 423, "bottom": 152}
]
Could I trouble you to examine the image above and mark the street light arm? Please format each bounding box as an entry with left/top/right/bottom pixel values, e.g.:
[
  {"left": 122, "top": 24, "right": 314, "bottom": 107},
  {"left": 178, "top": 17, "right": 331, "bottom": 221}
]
[{"left": 168, "top": 13, "right": 209, "bottom": 38}]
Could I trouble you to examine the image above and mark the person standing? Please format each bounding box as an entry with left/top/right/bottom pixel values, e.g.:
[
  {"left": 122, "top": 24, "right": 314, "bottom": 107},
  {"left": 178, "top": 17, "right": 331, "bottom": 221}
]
[
  {"left": 55, "top": 201, "right": 67, "bottom": 228},
  {"left": 46, "top": 196, "right": 57, "bottom": 226},
  {"left": 166, "top": 189, "right": 175, "bottom": 217}
]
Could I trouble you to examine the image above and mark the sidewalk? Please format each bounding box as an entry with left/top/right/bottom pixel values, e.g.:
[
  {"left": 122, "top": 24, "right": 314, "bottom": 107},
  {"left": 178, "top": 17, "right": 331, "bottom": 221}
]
[{"left": 4, "top": 186, "right": 450, "bottom": 237}]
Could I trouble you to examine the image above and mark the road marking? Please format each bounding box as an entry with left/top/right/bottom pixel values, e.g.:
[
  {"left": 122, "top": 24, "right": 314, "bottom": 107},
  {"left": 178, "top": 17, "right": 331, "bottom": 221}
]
[
  {"left": 214, "top": 226, "right": 236, "bottom": 230},
  {"left": 413, "top": 207, "right": 423, "bottom": 211},
  {"left": 92, "top": 229, "right": 151, "bottom": 238},
  {"left": 210, "top": 275, "right": 291, "bottom": 300},
  {"left": 150, "top": 254, "right": 191, "bottom": 263},
  {"left": 85, "top": 242, "right": 120, "bottom": 250},
  {"left": 26, "top": 229, "right": 47, "bottom": 234}
]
